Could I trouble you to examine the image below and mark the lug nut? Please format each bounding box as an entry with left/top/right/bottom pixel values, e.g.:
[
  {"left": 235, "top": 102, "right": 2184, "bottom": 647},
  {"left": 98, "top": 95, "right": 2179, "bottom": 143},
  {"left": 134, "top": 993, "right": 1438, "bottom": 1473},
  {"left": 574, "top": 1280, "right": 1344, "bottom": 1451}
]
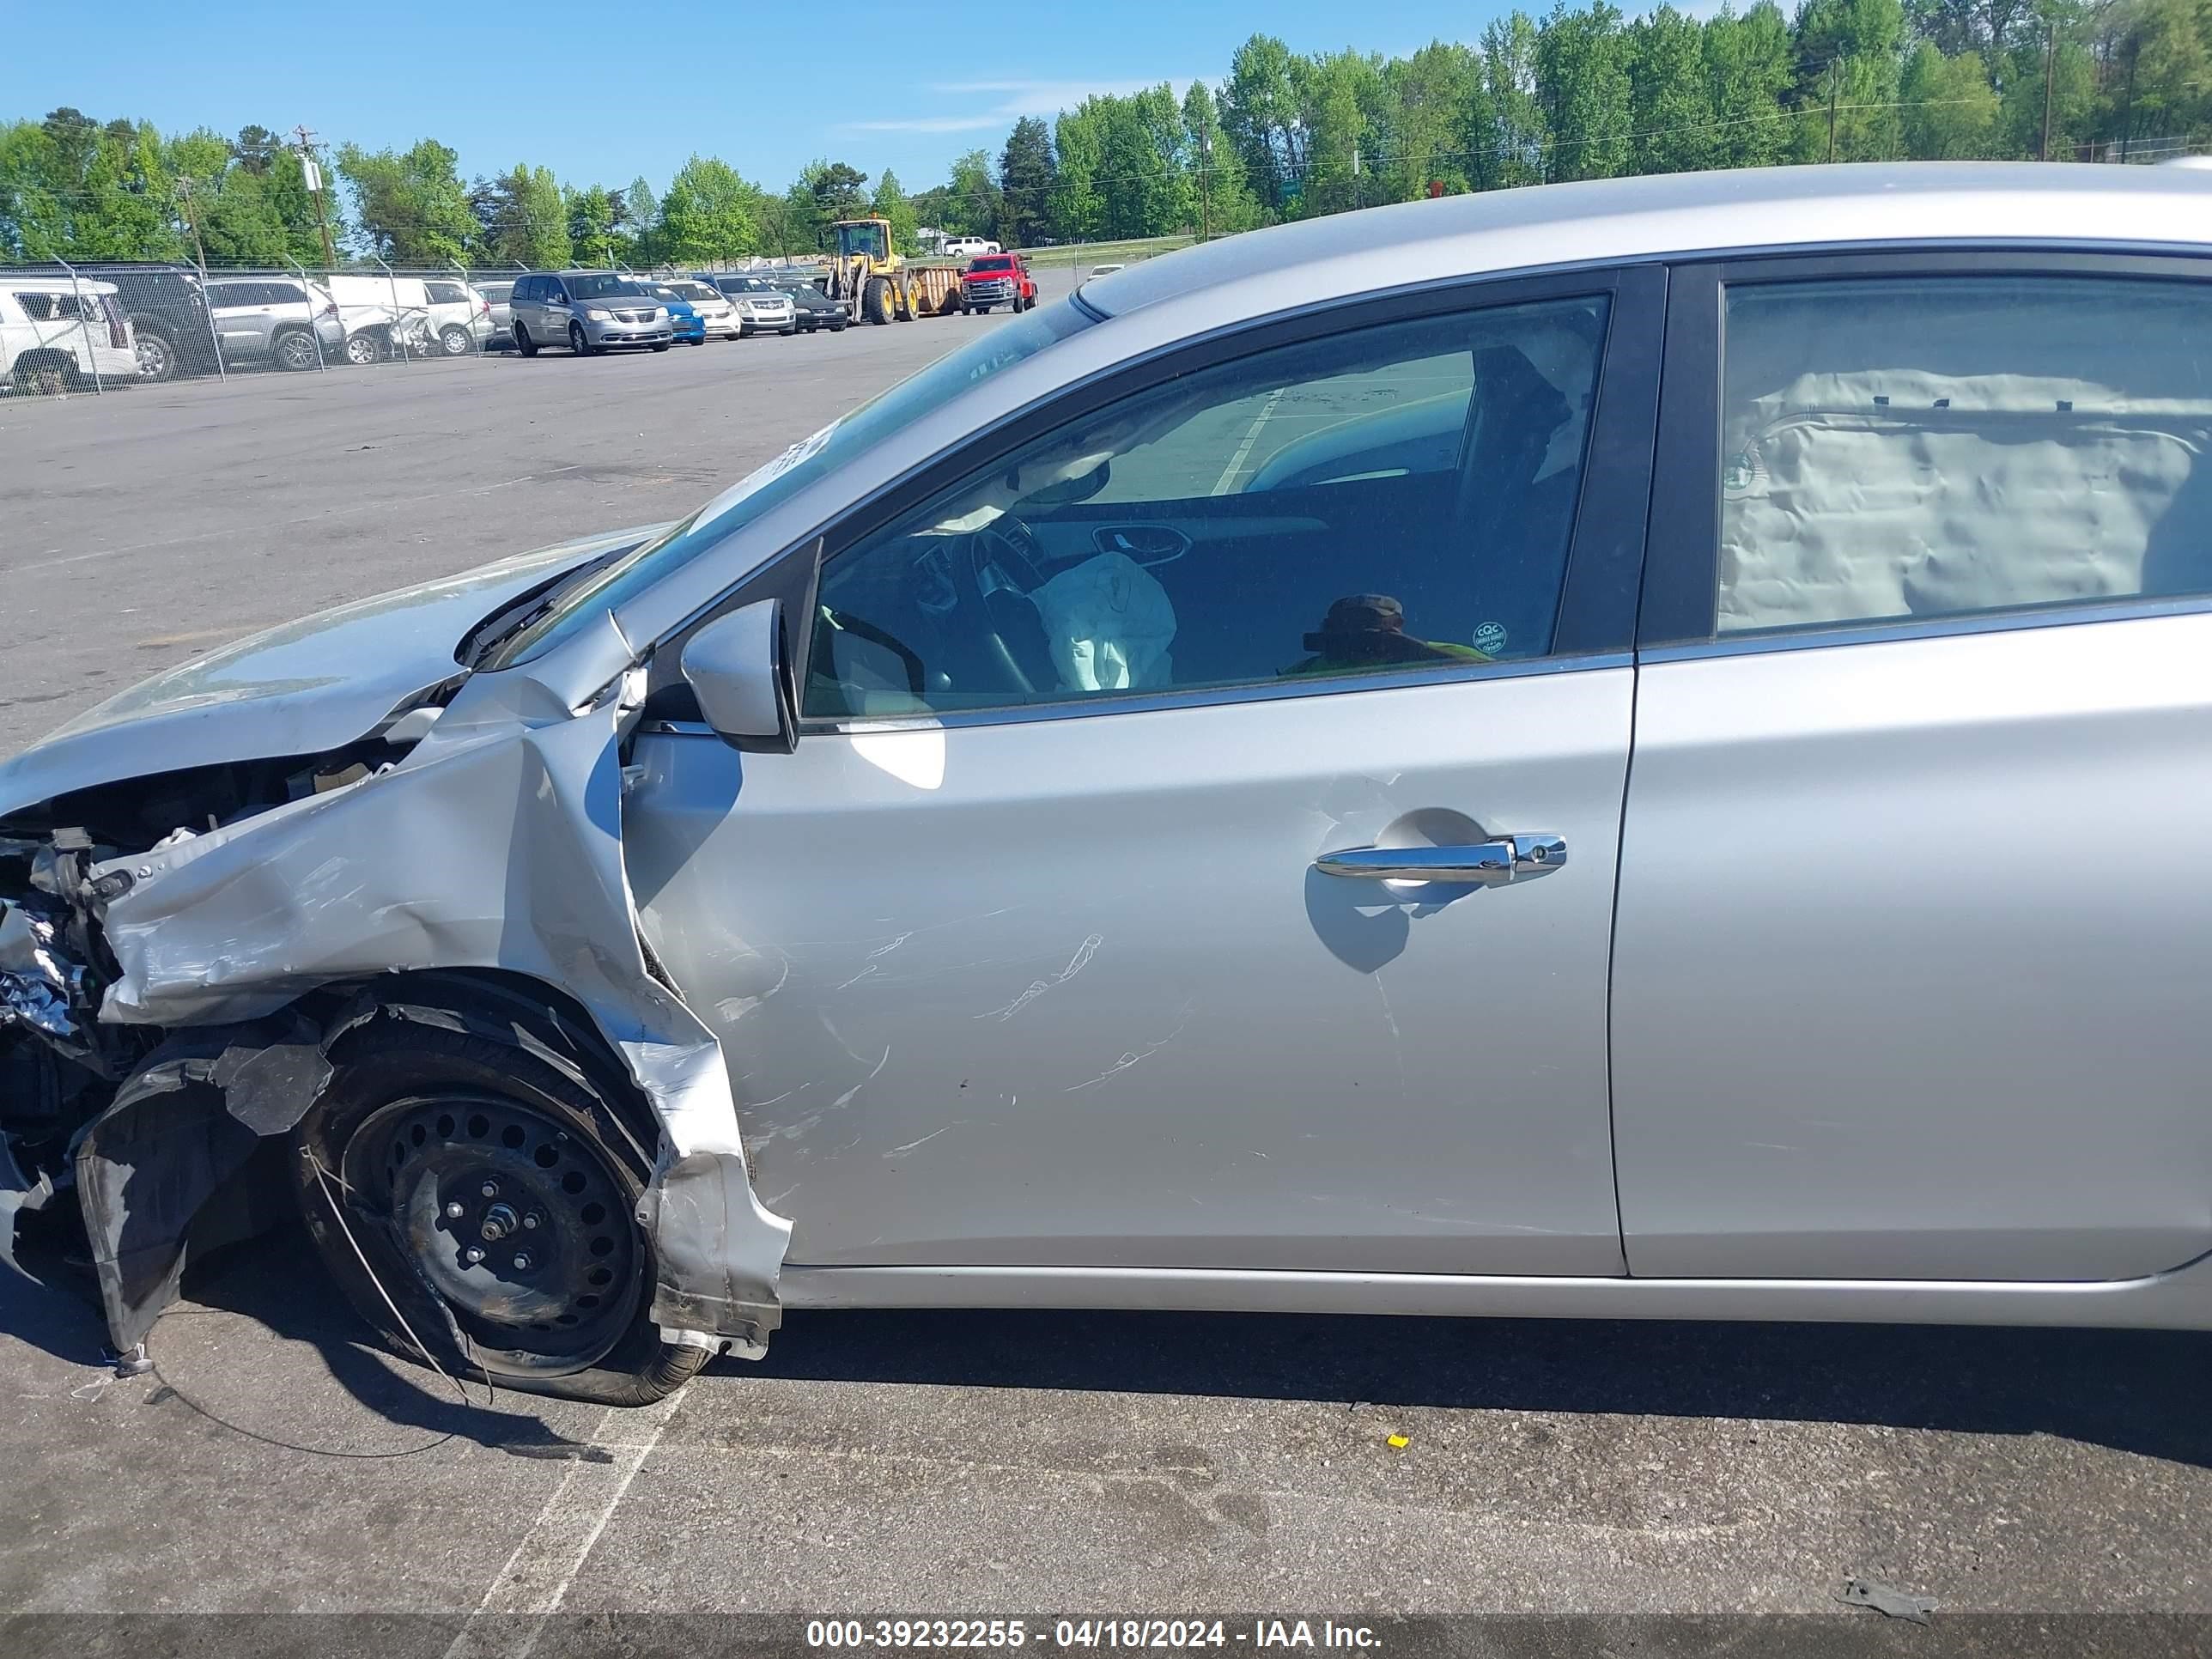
[
  {"left": 463, "top": 1246, "right": 485, "bottom": 1265},
  {"left": 512, "top": 1252, "right": 533, "bottom": 1272},
  {"left": 480, "top": 1181, "right": 498, "bottom": 1198},
  {"left": 521, "top": 1213, "right": 540, "bottom": 1230},
  {"left": 445, "top": 1201, "right": 465, "bottom": 1219}
]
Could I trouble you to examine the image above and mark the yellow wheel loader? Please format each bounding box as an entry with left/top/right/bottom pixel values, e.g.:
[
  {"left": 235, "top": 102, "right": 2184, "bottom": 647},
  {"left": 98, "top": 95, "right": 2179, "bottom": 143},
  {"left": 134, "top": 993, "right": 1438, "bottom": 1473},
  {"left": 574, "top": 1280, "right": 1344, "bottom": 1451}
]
[{"left": 818, "top": 217, "right": 964, "bottom": 325}]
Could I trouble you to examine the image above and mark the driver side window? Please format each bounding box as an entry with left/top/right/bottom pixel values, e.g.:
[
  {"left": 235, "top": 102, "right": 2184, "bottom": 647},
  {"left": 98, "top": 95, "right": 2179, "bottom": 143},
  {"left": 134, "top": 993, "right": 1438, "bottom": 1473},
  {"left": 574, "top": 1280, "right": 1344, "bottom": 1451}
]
[{"left": 805, "top": 295, "right": 1610, "bottom": 720}]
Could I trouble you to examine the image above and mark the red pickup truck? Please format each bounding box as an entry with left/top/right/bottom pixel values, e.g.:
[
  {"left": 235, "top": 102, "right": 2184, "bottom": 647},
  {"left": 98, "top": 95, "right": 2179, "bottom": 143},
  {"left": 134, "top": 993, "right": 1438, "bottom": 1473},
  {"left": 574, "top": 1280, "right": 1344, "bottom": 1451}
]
[{"left": 959, "top": 252, "right": 1036, "bottom": 314}]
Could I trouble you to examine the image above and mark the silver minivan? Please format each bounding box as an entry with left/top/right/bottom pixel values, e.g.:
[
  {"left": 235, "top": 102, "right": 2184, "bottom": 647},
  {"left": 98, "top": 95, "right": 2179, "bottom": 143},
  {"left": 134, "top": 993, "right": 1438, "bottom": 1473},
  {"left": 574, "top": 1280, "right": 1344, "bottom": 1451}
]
[
  {"left": 509, "top": 270, "right": 672, "bottom": 356},
  {"left": 12, "top": 164, "right": 2212, "bottom": 1407}
]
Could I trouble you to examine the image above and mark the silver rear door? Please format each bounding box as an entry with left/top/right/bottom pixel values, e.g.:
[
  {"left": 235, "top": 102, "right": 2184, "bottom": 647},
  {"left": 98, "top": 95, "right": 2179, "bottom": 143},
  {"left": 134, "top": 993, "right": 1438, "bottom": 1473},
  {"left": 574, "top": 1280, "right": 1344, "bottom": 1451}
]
[
  {"left": 1614, "top": 251, "right": 2212, "bottom": 1283},
  {"left": 626, "top": 266, "right": 1665, "bottom": 1275}
]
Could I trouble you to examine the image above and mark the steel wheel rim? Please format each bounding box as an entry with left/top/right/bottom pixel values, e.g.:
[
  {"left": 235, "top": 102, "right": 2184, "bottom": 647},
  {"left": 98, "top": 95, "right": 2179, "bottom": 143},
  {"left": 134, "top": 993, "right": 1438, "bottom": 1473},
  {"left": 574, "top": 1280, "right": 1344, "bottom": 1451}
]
[
  {"left": 343, "top": 1092, "right": 642, "bottom": 1375},
  {"left": 136, "top": 337, "right": 168, "bottom": 378}
]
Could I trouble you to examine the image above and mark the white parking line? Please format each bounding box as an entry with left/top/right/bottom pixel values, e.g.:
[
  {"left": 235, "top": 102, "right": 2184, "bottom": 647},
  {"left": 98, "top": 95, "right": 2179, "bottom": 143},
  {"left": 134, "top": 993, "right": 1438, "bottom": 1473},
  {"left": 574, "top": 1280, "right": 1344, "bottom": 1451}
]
[
  {"left": 441, "top": 1389, "right": 685, "bottom": 1659},
  {"left": 1211, "top": 388, "right": 1287, "bottom": 495}
]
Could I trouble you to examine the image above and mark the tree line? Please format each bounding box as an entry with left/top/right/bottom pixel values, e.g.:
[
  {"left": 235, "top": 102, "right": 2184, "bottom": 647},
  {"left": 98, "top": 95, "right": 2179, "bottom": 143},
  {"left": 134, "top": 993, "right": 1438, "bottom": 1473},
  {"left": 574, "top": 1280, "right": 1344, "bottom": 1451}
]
[
  {"left": 4, "top": 0, "right": 2209, "bottom": 270},
  {"left": 0, "top": 114, "right": 927, "bottom": 270},
  {"left": 962, "top": 0, "right": 2212, "bottom": 245}
]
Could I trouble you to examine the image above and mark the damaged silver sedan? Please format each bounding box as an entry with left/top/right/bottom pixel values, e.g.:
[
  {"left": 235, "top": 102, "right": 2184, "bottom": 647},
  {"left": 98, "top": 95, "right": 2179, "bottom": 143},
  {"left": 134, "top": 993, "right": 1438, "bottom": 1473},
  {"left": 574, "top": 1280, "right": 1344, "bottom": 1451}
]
[{"left": 14, "top": 164, "right": 2212, "bottom": 1405}]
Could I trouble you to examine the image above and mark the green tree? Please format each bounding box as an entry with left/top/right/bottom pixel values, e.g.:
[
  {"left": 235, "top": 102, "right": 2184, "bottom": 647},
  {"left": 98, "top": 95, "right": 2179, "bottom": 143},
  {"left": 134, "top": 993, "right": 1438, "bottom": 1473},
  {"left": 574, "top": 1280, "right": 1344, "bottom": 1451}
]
[
  {"left": 1900, "top": 37, "right": 2000, "bottom": 155},
  {"left": 1476, "top": 13, "right": 1553, "bottom": 188},
  {"left": 0, "top": 110, "right": 185, "bottom": 263},
  {"left": 471, "top": 165, "right": 569, "bottom": 268},
  {"left": 337, "top": 137, "right": 473, "bottom": 264},
  {"left": 998, "top": 116, "right": 1058, "bottom": 246},
  {"left": 230, "top": 125, "right": 282, "bottom": 174},
  {"left": 1705, "top": 3, "right": 1797, "bottom": 169},
  {"left": 871, "top": 168, "right": 918, "bottom": 253},
  {"left": 1382, "top": 42, "right": 1481, "bottom": 200},
  {"left": 1050, "top": 109, "right": 1105, "bottom": 241},
  {"left": 1993, "top": 3, "right": 2097, "bottom": 158},
  {"left": 659, "top": 155, "right": 759, "bottom": 265},
  {"left": 1790, "top": 0, "right": 1907, "bottom": 161},
  {"left": 1291, "top": 53, "right": 1374, "bottom": 216},
  {"left": 808, "top": 160, "right": 871, "bottom": 219},
  {"left": 1540, "top": 1, "right": 1636, "bottom": 180},
  {"left": 1222, "top": 33, "right": 1305, "bottom": 216},
  {"left": 942, "top": 147, "right": 1001, "bottom": 239},
  {"left": 567, "top": 183, "right": 617, "bottom": 266},
  {"left": 1628, "top": 5, "right": 1715, "bottom": 174},
  {"left": 1184, "top": 80, "right": 1264, "bottom": 234},
  {"left": 2100, "top": 0, "right": 2212, "bottom": 156},
  {"left": 621, "top": 174, "right": 659, "bottom": 264}
]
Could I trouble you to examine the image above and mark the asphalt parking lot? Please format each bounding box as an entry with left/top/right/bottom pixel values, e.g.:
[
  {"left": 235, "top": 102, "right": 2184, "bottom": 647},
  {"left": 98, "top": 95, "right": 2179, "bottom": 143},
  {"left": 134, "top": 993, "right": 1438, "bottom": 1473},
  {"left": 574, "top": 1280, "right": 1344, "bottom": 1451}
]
[{"left": 4, "top": 264, "right": 2212, "bottom": 1646}]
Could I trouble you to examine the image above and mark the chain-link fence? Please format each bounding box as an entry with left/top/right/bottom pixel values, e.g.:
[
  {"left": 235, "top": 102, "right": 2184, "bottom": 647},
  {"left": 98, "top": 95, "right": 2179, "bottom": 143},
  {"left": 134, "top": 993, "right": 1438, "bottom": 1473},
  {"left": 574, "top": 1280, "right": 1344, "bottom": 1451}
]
[{"left": 0, "top": 259, "right": 528, "bottom": 397}]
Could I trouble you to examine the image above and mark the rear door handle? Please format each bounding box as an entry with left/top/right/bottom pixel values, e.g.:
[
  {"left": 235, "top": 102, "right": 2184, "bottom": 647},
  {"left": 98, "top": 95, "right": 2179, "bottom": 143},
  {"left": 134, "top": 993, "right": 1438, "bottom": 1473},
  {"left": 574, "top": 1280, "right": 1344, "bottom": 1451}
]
[{"left": 1314, "top": 836, "right": 1567, "bottom": 887}]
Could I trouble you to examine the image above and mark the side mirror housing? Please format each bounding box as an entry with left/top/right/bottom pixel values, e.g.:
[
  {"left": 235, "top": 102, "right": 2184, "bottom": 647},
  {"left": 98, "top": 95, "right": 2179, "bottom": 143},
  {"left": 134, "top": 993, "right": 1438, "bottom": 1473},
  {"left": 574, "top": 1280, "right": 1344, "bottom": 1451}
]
[{"left": 680, "top": 598, "right": 795, "bottom": 752}]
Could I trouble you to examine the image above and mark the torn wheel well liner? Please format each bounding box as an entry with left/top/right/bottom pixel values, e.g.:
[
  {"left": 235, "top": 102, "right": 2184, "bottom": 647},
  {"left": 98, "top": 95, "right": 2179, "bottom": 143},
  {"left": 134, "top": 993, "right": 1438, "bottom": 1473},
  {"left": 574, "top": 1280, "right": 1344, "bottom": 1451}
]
[{"left": 58, "top": 967, "right": 673, "bottom": 1360}]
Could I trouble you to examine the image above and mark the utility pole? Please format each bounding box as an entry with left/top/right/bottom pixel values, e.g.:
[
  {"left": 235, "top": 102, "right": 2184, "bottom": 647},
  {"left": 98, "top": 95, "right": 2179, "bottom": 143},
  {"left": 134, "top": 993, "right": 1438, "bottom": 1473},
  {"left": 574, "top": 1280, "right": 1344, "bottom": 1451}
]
[
  {"left": 2039, "top": 18, "right": 2058, "bottom": 161},
  {"left": 173, "top": 175, "right": 210, "bottom": 270},
  {"left": 1826, "top": 75, "right": 1840, "bottom": 163},
  {"left": 1200, "top": 129, "right": 1212, "bottom": 244},
  {"left": 294, "top": 125, "right": 340, "bottom": 269},
  {"left": 2119, "top": 36, "right": 2140, "bottom": 161}
]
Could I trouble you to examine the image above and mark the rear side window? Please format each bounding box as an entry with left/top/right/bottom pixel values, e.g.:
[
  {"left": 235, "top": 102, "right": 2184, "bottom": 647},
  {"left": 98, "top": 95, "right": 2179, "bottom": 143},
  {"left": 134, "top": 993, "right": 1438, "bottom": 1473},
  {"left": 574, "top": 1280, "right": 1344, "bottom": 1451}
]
[
  {"left": 1717, "top": 274, "right": 2212, "bottom": 635},
  {"left": 425, "top": 282, "right": 465, "bottom": 304}
]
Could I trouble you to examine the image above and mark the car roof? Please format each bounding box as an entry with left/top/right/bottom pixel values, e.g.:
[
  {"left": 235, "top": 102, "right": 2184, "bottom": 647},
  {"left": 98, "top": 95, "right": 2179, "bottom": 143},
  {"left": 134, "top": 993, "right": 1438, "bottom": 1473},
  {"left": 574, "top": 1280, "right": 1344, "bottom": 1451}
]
[
  {"left": 0, "top": 273, "right": 120, "bottom": 293},
  {"left": 1080, "top": 162, "right": 2212, "bottom": 320}
]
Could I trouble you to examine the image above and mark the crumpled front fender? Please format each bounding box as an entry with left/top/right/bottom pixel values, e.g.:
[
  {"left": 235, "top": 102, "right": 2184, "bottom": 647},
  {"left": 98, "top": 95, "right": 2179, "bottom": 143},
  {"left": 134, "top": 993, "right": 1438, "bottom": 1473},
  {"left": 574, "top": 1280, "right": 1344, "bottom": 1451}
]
[{"left": 83, "top": 662, "right": 792, "bottom": 1352}]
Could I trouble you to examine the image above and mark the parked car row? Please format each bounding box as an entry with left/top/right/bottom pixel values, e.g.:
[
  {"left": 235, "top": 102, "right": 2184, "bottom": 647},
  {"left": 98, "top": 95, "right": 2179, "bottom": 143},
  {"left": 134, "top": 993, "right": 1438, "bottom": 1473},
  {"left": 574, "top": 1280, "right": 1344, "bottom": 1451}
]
[
  {"left": 6, "top": 254, "right": 1037, "bottom": 391},
  {"left": 2, "top": 263, "right": 500, "bottom": 386},
  {"left": 495, "top": 269, "right": 862, "bottom": 356}
]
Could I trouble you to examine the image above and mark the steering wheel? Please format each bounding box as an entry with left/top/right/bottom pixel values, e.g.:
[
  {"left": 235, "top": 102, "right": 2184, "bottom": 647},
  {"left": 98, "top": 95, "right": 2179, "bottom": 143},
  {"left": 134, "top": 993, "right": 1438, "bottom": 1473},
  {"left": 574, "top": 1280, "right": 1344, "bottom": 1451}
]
[{"left": 953, "top": 515, "right": 1055, "bottom": 693}]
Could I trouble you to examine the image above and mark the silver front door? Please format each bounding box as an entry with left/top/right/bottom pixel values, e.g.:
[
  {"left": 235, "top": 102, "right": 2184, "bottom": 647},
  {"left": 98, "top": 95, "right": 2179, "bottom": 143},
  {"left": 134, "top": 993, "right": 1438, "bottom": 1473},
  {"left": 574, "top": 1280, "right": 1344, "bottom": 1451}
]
[
  {"left": 625, "top": 271, "right": 1664, "bottom": 1275},
  {"left": 1614, "top": 257, "right": 2212, "bottom": 1284},
  {"left": 205, "top": 283, "right": 263, "bottom": 358}
]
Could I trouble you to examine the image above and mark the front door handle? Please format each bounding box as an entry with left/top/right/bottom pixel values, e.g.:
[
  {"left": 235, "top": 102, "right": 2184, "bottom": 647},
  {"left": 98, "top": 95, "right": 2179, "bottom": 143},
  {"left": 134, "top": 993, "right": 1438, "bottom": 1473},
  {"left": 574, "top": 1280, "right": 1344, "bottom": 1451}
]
[{"left": 1314, "top": 835, "right": 1567, "bottom": 887}]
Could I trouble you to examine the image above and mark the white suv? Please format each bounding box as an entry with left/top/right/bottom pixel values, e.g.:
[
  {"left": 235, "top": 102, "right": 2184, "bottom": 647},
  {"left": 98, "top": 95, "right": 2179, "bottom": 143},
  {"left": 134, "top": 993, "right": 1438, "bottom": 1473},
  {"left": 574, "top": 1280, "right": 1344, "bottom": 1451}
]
[
  {"left": 941, "top": 235, "right": 1001, "bottom": 258},
  {"left": 0, "top": 276, "right": 137, "bottom": 392}
]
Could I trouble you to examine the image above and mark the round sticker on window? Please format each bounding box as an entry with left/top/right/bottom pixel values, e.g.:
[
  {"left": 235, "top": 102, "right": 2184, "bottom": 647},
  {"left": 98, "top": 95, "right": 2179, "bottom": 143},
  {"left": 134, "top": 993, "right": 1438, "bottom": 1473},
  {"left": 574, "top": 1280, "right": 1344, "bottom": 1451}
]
[{"left": 1474, "top": 622, "right": 1508, "bottom": 655}]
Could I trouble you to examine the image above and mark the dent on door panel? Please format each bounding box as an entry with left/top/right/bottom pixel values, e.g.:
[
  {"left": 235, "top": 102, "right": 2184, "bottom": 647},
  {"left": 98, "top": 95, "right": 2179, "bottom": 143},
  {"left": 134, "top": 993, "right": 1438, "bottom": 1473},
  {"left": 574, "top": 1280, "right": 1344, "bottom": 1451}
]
[
  {"left": 1612, "top": 614, "right": 2212, "bottom": 1283},
  {"left": 624, "top": 669, "right": 1635, "bottom": 1277}
]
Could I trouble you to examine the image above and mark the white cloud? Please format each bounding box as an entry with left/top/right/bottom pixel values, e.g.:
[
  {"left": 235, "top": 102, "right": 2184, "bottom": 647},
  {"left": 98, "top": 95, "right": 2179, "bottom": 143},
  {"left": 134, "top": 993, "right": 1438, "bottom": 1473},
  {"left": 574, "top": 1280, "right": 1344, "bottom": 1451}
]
[{"left": 843, "top": 76, "right": 1199, "bottom": 134}]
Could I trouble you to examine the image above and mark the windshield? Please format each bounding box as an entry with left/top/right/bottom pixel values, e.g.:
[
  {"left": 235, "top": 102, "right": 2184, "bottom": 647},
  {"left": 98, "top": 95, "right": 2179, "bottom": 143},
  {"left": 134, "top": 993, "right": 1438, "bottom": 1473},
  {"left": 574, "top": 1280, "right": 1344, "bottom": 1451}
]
[
  {"left": 487, "top": 298, "right": 1094, "bottom": 668},
  {"left": 569, "top": 274, "right": 647, "bottom": 300},
  {"left": 836, "top": 222, "right": 888, "bottom": 260}
]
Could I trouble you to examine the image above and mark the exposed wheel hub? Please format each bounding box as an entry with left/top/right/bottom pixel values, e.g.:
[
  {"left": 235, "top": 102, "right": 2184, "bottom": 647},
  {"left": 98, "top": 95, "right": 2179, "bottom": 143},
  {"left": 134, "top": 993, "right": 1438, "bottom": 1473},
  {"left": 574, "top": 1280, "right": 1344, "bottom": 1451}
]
[{"left": 359, "top": 1093, "right": 641, "bottom": 1371}]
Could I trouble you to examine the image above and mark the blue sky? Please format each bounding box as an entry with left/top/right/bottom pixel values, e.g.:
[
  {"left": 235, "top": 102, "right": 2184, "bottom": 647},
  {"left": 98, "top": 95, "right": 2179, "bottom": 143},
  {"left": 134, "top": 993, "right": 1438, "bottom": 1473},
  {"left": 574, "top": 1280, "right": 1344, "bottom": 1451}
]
[{"left": 21, "top": 0, "right": 1519, "bottom": 197}]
